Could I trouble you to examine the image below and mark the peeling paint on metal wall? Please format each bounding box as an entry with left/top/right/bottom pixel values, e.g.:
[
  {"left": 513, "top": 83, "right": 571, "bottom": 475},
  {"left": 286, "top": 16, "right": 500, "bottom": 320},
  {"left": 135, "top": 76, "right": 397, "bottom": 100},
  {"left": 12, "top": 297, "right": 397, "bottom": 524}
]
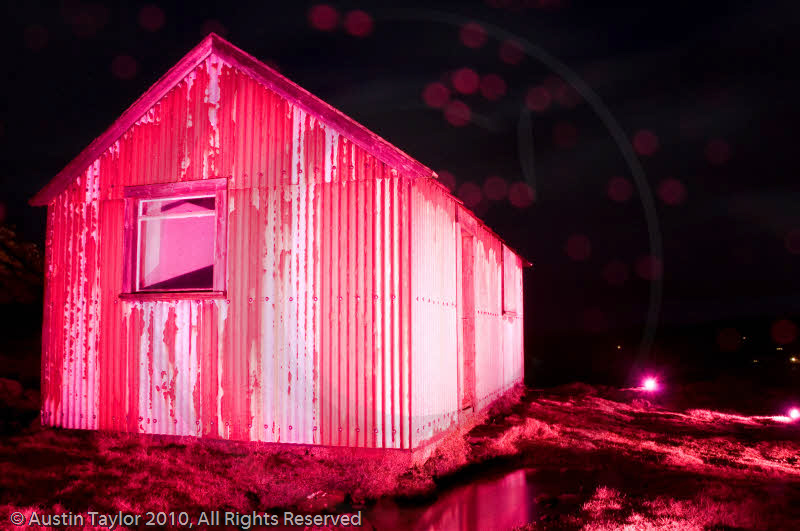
[
  {"left": 43, "top": 54, "right": 415, "bottom": 449},
  {"left": 410, "top": 179, "right": 459, "bottom": 447},
  {"left": 409, "top": 182, "right": 525, "bottom": 447},
  {"left": 42, "top": 163, "right": 101, "bottom": 430},
  {"left": 42, "top": 52, "right": 521, "bottom": 449}
]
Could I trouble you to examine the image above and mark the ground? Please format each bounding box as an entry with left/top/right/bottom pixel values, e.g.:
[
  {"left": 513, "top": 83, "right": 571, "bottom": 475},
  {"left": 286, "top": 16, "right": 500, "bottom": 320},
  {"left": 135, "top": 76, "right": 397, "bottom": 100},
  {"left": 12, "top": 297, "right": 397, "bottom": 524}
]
[{"left": 1, "top": 379, "right": 799, "bottom": 530}]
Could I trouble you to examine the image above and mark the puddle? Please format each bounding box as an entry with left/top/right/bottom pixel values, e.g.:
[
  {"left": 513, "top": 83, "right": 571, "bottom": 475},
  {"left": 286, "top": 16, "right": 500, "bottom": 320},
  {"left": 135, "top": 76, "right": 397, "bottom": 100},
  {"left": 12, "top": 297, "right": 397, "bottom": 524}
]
[{"left": 365, "top": 468, "right": 538, "bottom": 530}]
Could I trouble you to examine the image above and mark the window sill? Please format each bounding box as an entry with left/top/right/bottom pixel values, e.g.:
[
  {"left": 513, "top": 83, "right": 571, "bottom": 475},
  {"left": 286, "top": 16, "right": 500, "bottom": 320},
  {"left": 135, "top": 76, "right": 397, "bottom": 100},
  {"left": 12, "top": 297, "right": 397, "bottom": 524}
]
[{"left": 118, "top": 291, "right": 226, "bottom": 302}]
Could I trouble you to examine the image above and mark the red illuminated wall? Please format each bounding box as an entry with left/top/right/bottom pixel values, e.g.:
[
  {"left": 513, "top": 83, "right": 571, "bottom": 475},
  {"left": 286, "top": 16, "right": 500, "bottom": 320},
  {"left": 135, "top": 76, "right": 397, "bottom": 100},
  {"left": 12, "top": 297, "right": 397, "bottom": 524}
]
[
  {"left": 409, "top": 179, "right": 524, "bottom": 447},
  {"left": 41, "top": 51, "right": 524, "bottom": 450}
]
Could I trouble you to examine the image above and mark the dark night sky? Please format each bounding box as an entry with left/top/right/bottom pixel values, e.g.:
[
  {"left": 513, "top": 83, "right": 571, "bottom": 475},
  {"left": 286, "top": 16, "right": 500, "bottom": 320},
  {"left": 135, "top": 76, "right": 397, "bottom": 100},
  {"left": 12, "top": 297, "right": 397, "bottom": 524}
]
[{"left": 1, "top": 1, "right": 799, "bottom": 345}]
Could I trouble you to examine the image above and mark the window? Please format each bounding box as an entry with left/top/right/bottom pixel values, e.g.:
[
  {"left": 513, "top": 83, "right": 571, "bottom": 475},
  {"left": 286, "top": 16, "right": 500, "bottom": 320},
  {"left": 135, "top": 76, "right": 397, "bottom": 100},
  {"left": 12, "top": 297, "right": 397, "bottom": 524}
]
[
  {"left": 123, "top": 178, "right": 227, "bottom": 294},
  {"left": 502, "top": 245, "right": 520, "bottom": 315}
]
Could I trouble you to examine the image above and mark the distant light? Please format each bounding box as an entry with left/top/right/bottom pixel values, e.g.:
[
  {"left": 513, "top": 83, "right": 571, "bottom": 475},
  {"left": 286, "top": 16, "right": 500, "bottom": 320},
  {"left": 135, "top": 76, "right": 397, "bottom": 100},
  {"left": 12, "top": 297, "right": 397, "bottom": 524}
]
[
  {"left": 791, "top": 357, "right": 798, "bottom": 363},
  {"left": 777, "top": 347, "right": 783, "bottom": 351},
  {"left": 616, "top": 345, "right": 622, "bottom": 350},
  {"left": 790, "top": 408, "right": 800, "bottom": 420},
  {"left": 752, "top": 359, "right": 759, "bottom": 363},
  {"left": 643, "top": 377, "right": 658, "bottom": 392}
]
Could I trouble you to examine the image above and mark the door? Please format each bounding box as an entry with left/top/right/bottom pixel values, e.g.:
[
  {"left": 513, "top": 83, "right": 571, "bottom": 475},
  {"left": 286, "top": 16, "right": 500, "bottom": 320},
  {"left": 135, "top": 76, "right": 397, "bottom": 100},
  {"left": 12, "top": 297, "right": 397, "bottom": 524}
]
[{"left": 460, "top": 230, "right": 476, "bottom": 410}]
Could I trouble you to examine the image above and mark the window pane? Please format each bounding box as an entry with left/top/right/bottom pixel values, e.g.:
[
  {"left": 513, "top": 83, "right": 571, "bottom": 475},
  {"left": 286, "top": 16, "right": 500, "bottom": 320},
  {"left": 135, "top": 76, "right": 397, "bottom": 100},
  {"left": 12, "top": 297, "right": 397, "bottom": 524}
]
[
  {"left": 141, "top": 196, "right": 215, "bottom": 216},
  {"left": 139, "top": 214, "right": 215, "bottom": 290}
]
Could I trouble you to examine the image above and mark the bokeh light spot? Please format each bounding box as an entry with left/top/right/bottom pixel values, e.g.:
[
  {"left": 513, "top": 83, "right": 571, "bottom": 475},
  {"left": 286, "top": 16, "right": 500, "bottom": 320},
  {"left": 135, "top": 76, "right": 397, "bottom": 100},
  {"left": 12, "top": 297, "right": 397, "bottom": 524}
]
[
  {"left": 422, "top": 82, "right": 450, "bottom": 108},
  {"left": 633, "top": 129, "right": 659, "bottom": 156},
  {"left": 705, "top": 138, "right": 731, "bottom": 165},
  {"left": 635, "top": 255, "right": 663, "bottom": 280},
  {"left": 458, "top": 182, "right": 483, "bottom": 208},
  {"left": 771, "top": 319, "right": 798, "bottom": 345},
  {"left": 63, "top": 3, "right": 109, "bottom": 38},
  {"left": 717, "top": 328, "right": 741, "bottom": 352},
  {"left": 643, "top": 377, "right": 658, "bottom": 392},
  {"left": 437, "top": 170, "right": 456, "bottom": 192},
  {"left": 602, "top": 260, "right": 629, "bottom": 286},
  {"left": 460, "top": 22, "right": 487, "bottom": 48},
  {"left": 499, "top": 39, "right": 524, "bottom": 65},
  {"left": 565, "top": 234, "right": 591, "bottom": 261},
  {"left": 480, "top": 74, "right": 506, "bottom": 101},
  {"left": 308, "top": 4, "right": 339, "bottom": 31},
  {"left": 111, "top": 55, "right": 138, "bottom": 80},
  {"left": 444, "top": 100, "right": 471, "bottom": 127},
  {"left": 544, "top": 75, "right": 580, "bottom": 107},
  {"left": 508, "top": 182, "right": 535, "bottom": 208},
  {"left": 24, "top": 25, "right": 48, "bottom": 51},
  {"left": 483, "top": 176, "right": 508, "bottom": 201},
  {"left": 452, "top": 68, "right": 480, "bottom": 95},
  {"left": 553, "top": 121, "right": 578, "bottom": 148},
  {"left": 657, "top": 178, "right": 687, "bottom": 206},
  {"left": 785, "top": 229, "right": 800, "bottom": 255},
  {"left": 556, "top": 85, "right": 581, "bottom": 108},
  {"left": 344, "top": 10, "right": 373, "bottom": 37},
  {"left": 138, "top": 5, "right": 165, "bottom": 32},
  {"left": 607, "top": 176, "right": 633, "bottom": 202},
  {"left": 525, "top": 86, "right": 551, "bottom": 112},
  {"left": 790, "top": 408, "right": 800, "bottom": 420}
]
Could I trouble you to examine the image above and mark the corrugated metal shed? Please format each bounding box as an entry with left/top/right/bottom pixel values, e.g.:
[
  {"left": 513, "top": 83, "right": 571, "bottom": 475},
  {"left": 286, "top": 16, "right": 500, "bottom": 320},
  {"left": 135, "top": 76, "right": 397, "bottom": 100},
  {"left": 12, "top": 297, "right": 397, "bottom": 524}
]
[{"left": 34, "top": 35, "right": 526, "bottom": 450}]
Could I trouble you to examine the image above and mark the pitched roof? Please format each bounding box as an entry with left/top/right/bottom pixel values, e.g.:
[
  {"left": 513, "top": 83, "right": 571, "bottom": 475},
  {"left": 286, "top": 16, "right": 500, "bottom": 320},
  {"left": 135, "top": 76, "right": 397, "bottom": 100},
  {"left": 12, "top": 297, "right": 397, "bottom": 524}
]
[{"left": 29, "top": 33, "right": 436, "bottom": 206}]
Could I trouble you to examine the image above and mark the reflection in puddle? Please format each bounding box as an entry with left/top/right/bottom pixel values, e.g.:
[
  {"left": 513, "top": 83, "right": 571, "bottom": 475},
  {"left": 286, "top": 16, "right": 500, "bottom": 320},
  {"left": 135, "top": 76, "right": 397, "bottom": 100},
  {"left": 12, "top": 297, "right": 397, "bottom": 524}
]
[{"left": 367, "top": 469, "right": 537, "bottom": 530}]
